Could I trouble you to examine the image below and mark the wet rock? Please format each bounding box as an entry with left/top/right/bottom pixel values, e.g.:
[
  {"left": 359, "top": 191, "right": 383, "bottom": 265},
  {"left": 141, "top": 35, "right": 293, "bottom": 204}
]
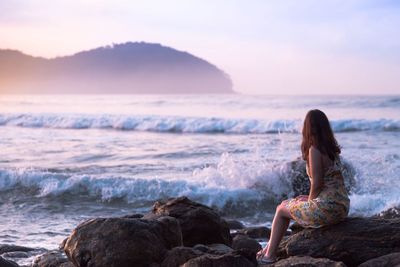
[
  {"left": 189, "top": 243, "right": 234, "bottom": 256},
  {"left": 206, "top": 244, "right": 233, "bottom": 255},
  {"left": 122, "top": 213, "right": 144, "bottom": 219},
  {"left": 236, "top": 226, "right": 270, "bottom": 239},
  {"left": 358, "top": 252, "right": 400, "bottom": 267},
  {"left": 63, "top": 216, "right": 182, "bottom": 267},
  {"left": 232, "top": 234, "right": 261, "bottom": 254},
  {"left": 161, "top": 247, "right": 203, "bottom": 267},
  {"left": 269, "top": 256, "right": 346, "bottom": 267},
  {"left": 160, "top": 243, "right": 251, "bottom": 267},
  {"left": 144, "top": 196, "right": 232, "bottom": 246},
  {"left": 32, "top": 251, "right": 73, "bottom": 267},
  {"left": 1, "top": 251, "right": 29, "bottom": 258},
  {"left": 0, "top": 245, "right": 34, "bottom": 254},
  {"left": 278, "top": 217, "right": 400, "bottom": 266},
  {"left": 0, "top": 244, "right": 37, "bottom": 267},
  {"left": 226, "top": 220, "right": 244, "bottom": 230},
  {"left": 0, "top": 256, "right": 19, "bottom": 267},
  {"left": 192, "top": 244, "right": 209, "bottom": 253},
  {"left": 181, "top": 249, "right": 257, "bottom": 267}
]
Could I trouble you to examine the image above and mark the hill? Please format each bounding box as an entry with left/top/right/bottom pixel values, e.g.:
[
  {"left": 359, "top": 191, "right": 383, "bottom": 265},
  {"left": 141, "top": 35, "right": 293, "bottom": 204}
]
[{"left": 0, "top": 42, "right": 234, "bottom": 94}]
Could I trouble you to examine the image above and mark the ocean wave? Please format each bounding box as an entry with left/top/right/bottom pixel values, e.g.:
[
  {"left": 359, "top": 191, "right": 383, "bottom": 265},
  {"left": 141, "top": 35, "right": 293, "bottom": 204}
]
[
  {"left": 0, "top": 165, "right": 286, "bottom": 217},
  {"left": 0, "top": 113, "right": 399, "bottom": 134},
  {"left": 1, "top": 155, "right": 391, "bottom": 218},
  {"left": 0, "top": 156, "right": 398, "bottom": 219}
]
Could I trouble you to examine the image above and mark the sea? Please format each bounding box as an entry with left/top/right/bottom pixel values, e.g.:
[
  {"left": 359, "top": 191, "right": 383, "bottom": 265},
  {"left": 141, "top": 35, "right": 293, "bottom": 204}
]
[{"left": 0, "top": 94, "right": 399, "bottom": 262}]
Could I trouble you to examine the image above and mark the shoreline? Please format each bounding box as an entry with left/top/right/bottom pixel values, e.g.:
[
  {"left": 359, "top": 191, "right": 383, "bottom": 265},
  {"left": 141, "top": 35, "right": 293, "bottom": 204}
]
[{"left": 1, "top": 197, "right": 399, "bottom": 267}]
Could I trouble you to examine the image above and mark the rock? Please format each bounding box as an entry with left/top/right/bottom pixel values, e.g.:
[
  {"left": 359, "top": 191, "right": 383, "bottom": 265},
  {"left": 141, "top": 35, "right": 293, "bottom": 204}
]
[
  {"left": 289, "top": 159, "right": 310, "bottom": 196},
  {"left": 122, "top": 213, "right": 144, "bottom": 219},
  {"left": 269, "top": 256, "right": 346, "bottom": 267},
  {"left": 144, "top": 196, "right": 232, "bottom": 246},
  {"left": 0, "top": 244, "right": 34, "bottom": 254},
  {"left": 182, "top": 249, "right": 257, "bottom": 267},
  {"left": 0, "top": 244, "right": 36, "bottom": 267},
  {"left": 289, "top": 222, "right": 304, "bottom": 234},
  {"left": 226, "top": 220, "right": 244, "bottom": 230},
  {"left": 161, "top": 247, "right": 203, "bottom": 267},
  {"left": 232, "top": 235, "right": 261, "bottom": 254},
  {"left": 289, "top": 158, "right": 355, "bottom": 196},
  {"left": 1, "top": 251, "right": 29, "bottom": 258},
  {"left": 189, "top": 243, "right": 234, "bottom": 256},
  {"left": 278, "top": 217, "right": 400, "bottom": 266},
  {"left": 32, "top": 251, "right": 72, "bottom": 267},
  {"left": 63, "top": 216, "right": 182, "bottom": 267},
  {"left": 373, "top": 206, "right": 400, "bottom": 219},
  {"left": 358, "top": 252, "right": 400, "bottom": 267},
  {"left": 206, "top": 244, "right": 233, "bottom": 255},
  {"left": 0, "top": 256, "right": 19, "bottom": 267},
  {"left": 236, "top": 226, "right": 270, "bottom": 239},
  {"left": 192, "top": 244, "right": 209, "bottom": 253},
  {"left": 59, "top": 239, "right": 68, "bottom": 251}
]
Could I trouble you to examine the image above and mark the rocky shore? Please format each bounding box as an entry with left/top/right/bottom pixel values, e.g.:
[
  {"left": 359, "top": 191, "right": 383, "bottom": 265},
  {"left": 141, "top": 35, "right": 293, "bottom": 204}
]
[{"left": 1, "top": 197, "right": 399, "bottom": 267}]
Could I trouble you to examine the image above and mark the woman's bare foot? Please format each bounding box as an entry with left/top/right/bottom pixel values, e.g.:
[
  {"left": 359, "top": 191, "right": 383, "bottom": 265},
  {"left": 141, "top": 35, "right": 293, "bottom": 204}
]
[{"left": 256, "top": 245, "right": 276, "bottom": 264}]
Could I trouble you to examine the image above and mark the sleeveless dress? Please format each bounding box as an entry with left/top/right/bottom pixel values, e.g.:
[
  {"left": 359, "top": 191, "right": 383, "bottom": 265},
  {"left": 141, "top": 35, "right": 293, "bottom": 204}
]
[{"left": 286, "top": 159, "right": 350, "bottom": 228}]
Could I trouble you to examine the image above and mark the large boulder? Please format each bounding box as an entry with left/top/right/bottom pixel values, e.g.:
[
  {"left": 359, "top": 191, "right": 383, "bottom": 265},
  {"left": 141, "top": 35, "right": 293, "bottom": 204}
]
[
  {"left": 269, "top": 256, "right": 346, "bottom": 267},
  {"left": 231, "top": 235, "right": 261, "bottom": 254},
  {"left": 225, "top": 220, "right": 245, "bottom": 230},
  {"left": 161, "top": 247, "right": 203, "bottom": 267},
  {"left": 161, "top": 243, "right": 239, "bottom": 267},
  {"left": 0, "top": 256, "right": 19, "bottom": 267},
  {"left": 63, "top": 216, "right": 182, "bottom": 267},
  {"left": 181, "top": 249, "right": 257, "bottom": 267},
  {"left": 278, "top": 217, "right": 400, "bottom": 266},
  {"left": 358, "top": 252, "right": 400, "bottom": 267},
  {"left": 144, "top": 197, "right": 232, "bottom": 246}
]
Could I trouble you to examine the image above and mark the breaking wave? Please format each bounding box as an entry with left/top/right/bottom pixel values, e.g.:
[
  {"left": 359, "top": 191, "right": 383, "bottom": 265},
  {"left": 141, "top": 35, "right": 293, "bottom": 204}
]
[
  {"left": 0, "top": 113, "right": 399, "bottom": 134},
  {"left": 1, "top": 154, "right": 395, "bottom": 218}
]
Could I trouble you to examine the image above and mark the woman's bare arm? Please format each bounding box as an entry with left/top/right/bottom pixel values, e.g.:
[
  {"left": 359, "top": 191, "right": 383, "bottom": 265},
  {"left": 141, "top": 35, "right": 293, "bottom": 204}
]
[{"left": 308, "top": 146, "right": 324, "bottom": 200}]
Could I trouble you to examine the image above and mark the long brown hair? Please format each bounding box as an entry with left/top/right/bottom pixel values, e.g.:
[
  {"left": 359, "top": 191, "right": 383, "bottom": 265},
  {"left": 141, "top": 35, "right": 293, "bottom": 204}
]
[{"left": 301, "top": 109, "right": 341, "bottom": 162}]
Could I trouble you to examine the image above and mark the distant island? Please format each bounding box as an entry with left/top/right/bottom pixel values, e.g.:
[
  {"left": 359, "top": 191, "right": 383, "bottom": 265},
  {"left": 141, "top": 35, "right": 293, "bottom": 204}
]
[{"left": 0, "top": 42, "right": 234, "bottom": 94}]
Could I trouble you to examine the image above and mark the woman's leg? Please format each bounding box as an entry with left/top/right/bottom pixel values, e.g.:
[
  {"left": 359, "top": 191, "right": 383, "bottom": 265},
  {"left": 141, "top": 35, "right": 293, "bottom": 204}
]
[{"left": 265, "top": 201, "right": 292, "bottom": 259}]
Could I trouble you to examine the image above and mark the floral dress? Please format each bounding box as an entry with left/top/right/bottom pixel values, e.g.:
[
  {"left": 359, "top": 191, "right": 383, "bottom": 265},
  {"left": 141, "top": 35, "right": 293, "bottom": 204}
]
[{"left": 286, "top": 159, "right": 350, "bottom": 228}]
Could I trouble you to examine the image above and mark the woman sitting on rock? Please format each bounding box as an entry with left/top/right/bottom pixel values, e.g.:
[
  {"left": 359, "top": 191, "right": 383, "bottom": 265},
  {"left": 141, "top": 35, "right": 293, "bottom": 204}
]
[{"left": 257, "top": 109, "right": 350, "bottom": 264}]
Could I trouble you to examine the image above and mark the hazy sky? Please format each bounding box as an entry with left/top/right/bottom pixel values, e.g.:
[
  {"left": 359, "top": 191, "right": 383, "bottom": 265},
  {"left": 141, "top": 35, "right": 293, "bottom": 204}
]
[{"left": 1, "top": 0, "right": 399, "bottom": 94}]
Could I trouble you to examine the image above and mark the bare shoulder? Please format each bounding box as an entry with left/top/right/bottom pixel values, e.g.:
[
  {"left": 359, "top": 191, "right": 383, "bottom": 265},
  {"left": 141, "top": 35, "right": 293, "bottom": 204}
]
[{"left": 309, "top": 145, "right": 322, "bottom": 157}]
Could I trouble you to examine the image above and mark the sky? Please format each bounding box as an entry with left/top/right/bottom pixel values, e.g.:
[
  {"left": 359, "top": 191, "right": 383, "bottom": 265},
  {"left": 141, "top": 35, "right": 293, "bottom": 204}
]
[{"left": 1, "top": 0, "right": 399, "bottom": 94}]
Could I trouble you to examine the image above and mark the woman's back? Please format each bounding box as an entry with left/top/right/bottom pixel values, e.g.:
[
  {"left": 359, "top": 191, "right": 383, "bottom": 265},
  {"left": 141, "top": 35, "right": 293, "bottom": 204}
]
[{"left": 291, "top": 156, "right": 350, "bottom": 228}]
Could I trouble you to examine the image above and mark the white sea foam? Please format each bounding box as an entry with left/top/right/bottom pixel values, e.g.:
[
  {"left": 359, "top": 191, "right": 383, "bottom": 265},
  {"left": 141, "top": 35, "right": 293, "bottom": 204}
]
[
  {"left": 0, "top": 167, "right": 277, "bottom": 216},
  {"left": 0, "top": 152, "right": 297, "bottom": 218},
  {"left": 1, "top": 153, "right": 396, "bottom": 217},
  {"left": 0, "top": 113, "right": 399, "bottom": 133}
]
